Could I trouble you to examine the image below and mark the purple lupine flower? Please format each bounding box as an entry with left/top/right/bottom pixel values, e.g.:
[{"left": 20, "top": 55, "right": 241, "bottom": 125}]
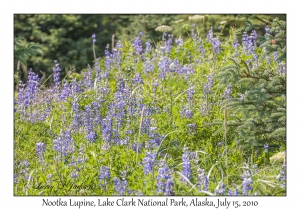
[
  {"left": 132, "top": 142, "right": 143, "bottom": 152},
  {"left": 265, "top": 26, "right": 270, "bottom": 34},
  {"left": 238, "top": 93, "right": 244, "bottom": 101},
  {"left": 71, "top": 171, "right": 79, "bottom": 179},
  {"left": 177, "top": 64, "right": 195, "bottom": 79},
  {"left": 175, "top": 37, "right": 183, "bottom": 47},
  {"left": 53, "top": 130, "right": 75, "bottom": 157},
  {"left": 84, "top": 105, "right": 97, "bottom": 142},
  {"left": 139, "top": 31, "right": 144, "bottom": 37},
  {"left": 103, "top": 55, "right": 112, "bottom": 78},
  {"left": 116, "top": 40, "right": 122, "bottom": 49},
  {"left": 206, "top": 27, "right": 214, "bottom": 42},
  {"left": 68, "top": 156, "right": 76, "bottom": 167},
  {"left": 166, "top": 34, "right": 173, "bottom": 53},
  {"left": 242, "top": 30, "right": 257, "bottom": 55},
  {"left": 53, "top": 60, "right": 61, "bottom": 88},
  {"left": 242, "top": 178, "right": 253, "bottom": 195},
  {"left": 102, "top": 116, "right": 113, "bottom": 143},
  {"left": 91, "top": 101, "right": 102, "bottom": 125},
  {"left": 92, "top": 33, "right": 96, "bottom": 43},
  {"left": 156, "top": 161, "right": 173, "bottom": 195},
  {"left": 76, "top": 144, "right": 86, "bottom": 165},
  {"left": 232, "top": 34, "right": 240, "bottom": 57},
  {"left": 72, "top": 99, "right": 81, "bottom": 132},
  {"left": 204, "top": 74, "right": 214, "bottom": 95},
  {"left": 113, "top": 91, "right": 126, "bottom": 126},
  {"left": 185, "top": 108, "right": 194, "bottom": 119},
  {"left": 83, "top": 67, "right": 93, "bottom": 89},
  {"left": 69, "top": 79, "right": 83, "bottom": 97},
  {"left": 232, "top": 34, "right": 240, "bottom": 49},
  {"left": 169, "top": 58, "right": 180, "bottom": 73},
  {"left": 224, "top": 85, "right": 232, "bottom": 99},
  {"left": 36, "top": 142, "right": 45, "bottom": 157},
  {"left": 214, "top": 182, "right": 226, "bottom": 195},
  {"left": 19, "top": 160, "right": 30, "bottom": 180},
  {"left": 17, "top": 69, "right": 40, "bottom": 109},
  {"left": 197, "top": 167, "right": 208, "bottom": 191},
  {"left": 99, "top": 166, "right": 110, "bottom": 187},
  {"left": 142, "top": 151, "right": 156, "bottom": 175},
  {"left": 264, "top": 144, "right": 269, "bottom": 153},
  {"left": 163, "top": 34, "right": 173, "bottom": 53},
  {"left": 133, "top": 36, "right": 143, "bottom": 54},
  {"left": 14, "top": 174, "right": 18, "bottom": 184},
  {"left": 199, "top": 41, "right": 206, "bottom": 56},
  {"left": 188, "top": 123, "right": 197, "bottom": 132},
  {"left": 277, "top": 62, "right": 286, "bottom": 74},
  {"left": 181, "top": 147, "right": 192, "bottom": 182},
  {"left": 165, "top": 176, "right": 175, "bottom": 196},
  {"left": 145, "top": 41, "right": 152, "bottom": 53},
  {"left": 94, "top": 58, "right": 101, "bottom": 80},
  {"left": 114, "top": 177, "right": 127, "bottom": 195},
  {"left": 279, "top": 160, "right": 286, "bottom": 188},
  {"left": 191, "top": 23, "right": 197, "bottom": 40},
  {"left": 59, "top": 81, "right": 70, "bottom": 101},
  {"left": 133, "top": 73, "right": 143, "bottom": 84},
  {"left": 152, "top": 81, "right": 159, "bottom": 92},
  {"left": 158, "top": 56, "right": 171, "bottom": 79},
  {"left": 211, "top": 37, "right": 222, "bottom": 54},
  {"left": 144, "top": 60, "right": 155, "bottom": 73},
  {"left": 187, "top": 86, "right": 195, "bottom": 101}
]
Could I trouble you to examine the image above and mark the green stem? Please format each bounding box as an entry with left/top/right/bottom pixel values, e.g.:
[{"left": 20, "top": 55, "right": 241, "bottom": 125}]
[
  {"left": 224, "top": 105, "right": 228, "bottom": 185},
  {"left": 136, "top": 106, "right": 145, "bottom": 164},
  {"left": 93, "top": 42, "right": 96, "bottom": 60}
]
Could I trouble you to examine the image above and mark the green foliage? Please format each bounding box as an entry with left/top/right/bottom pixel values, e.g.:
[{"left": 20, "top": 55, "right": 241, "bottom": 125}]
[
  {"left": 215, "top": 17, "right": 286, "bottom": 157},
  {"left": 14, "top": 37, "right": 43, "bottom": 84},
  {"left": 14, "top": 14, "right": 285, "bottom": 84}
]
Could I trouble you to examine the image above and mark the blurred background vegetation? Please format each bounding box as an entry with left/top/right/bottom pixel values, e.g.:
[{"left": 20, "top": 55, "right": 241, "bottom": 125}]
[{"left": 14, "top": 14, "right": 286, "bottom": 85}]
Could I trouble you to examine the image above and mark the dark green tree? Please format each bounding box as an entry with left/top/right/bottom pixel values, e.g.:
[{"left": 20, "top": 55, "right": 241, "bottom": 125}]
[{"left": 213, "top": 16, "right": 286, "bottom": 158}]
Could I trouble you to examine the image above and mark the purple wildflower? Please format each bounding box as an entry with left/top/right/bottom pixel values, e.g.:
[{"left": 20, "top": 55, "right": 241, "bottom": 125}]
[
  {"left": 99, "top": 166, "right": 110, "bottom": 187},
  {"left": 53, "top": 130, "right": 75, "bottom": 157},
  {"left": 175, "top": 37, "right": 183, "bottom": 47},
  {"left": 53, "top": 60, "right": 62, "bottom": 88},
  {"left": 114, "top": 177, "right": 128, "bottom": 195},
  {"left": 92, "top": 33, "right": 96, "bottom": 43},
  {"left": 133, "top": 36, "right": 143, "bottom": 54},
  {"left": 142, "top": 151, "right": 156, "bottom": 175},
  {"left": 156, "top": 161, "right": 174, "bottom": 195},
  {"left": 224, "top": 85, "right": 232, "bottom": 99},
  {"left": 264, "top": 144, "right": 269, "bottom": 153},
  {"left": 242, "top": 178, "right": 253, "bottom": 195},
  {"left": 36, "top": 142, "right": 45, "bottom": 157},
  {"left": 181, "top": 147, "right": 192, "bottom": 182}
]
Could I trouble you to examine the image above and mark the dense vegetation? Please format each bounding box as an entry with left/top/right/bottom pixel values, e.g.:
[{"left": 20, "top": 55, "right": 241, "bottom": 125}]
[
  {"left": 14, "top": 14, "right": 285, "bottom": 85},
  {"left": 14, "top": 14, "right": 286, "bottom": 196}
]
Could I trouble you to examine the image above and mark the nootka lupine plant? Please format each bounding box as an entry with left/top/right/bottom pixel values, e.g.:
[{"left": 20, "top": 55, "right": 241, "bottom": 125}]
[
  {"left": 156, "top": 160, "right": 174, "bottom": 195},
  {"left": 181, "top": 146, "right": 192, "bottom": 183},
  {"left": 84, "top": 105, "right": 97, "bottom": 142},
  {"left": 53, "top": 130, "right": 75, "bottom": 159},
  {"left": 52, "top": 60, "right": 61, "bottom": 92},
  {"left": 142, "top": 151, "right": 156, "bottom": 175},
  {"left": 99, "top": 166, "right": 110, "bottom": 193},
  {"left": 114, "top": 177, "right": 128, "bottom": 196}
]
